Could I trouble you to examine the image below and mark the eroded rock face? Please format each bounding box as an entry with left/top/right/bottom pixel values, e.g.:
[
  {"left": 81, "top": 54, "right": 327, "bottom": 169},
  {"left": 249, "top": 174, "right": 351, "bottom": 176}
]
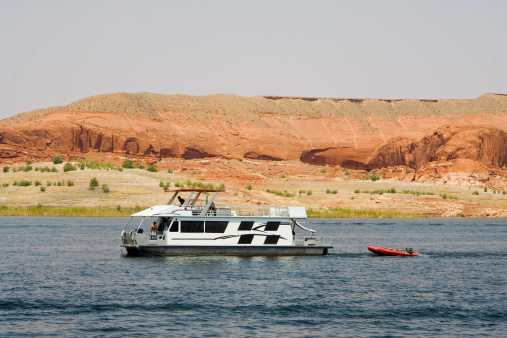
[
  {"left": 1, "top": 93, "right": 507, "bottom": 180},
  {"left": 367, "top": 125, "right": 507, "bottom": 174}
]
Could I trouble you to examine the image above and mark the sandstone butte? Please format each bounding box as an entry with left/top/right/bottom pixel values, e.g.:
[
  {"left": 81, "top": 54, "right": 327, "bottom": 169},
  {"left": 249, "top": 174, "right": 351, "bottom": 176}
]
[{"left": 1, "top": 92, "right": 507, "bottom": 186}]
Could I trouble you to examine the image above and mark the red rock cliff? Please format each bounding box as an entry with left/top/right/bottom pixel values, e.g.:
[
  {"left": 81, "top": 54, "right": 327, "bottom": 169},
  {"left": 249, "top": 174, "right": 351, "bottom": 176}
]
[{"left": 1, "top": 92, "right": 507, "bottom": 176}]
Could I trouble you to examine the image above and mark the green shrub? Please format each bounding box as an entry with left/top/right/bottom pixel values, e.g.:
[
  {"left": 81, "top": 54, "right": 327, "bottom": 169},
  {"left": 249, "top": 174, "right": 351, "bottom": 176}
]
[
  {"left": 354, "top": 189, "right": 360, "bottom": 193},
  {"left": 34, "top": 180, "right": 42, "bottom": 186},
  {"left": 14, "top": 180, "right": 32, "bottom": 187},
  {"left": 218, "top": 183, "right": 225, "bottom": 190},
  {"left": 484, "top": 187, "right": 488, "bottom": 192},
  {"left": 67, "top": 180, "right": 74, "bottom": 186},
  {"left": 168, "top": 168, "right": 173, "bottom": 173},
  {"left": 2, "top": 183, "right": 9, "bottom": 187},
  {"left": 53, "top": 156, "right": 63, "bottom": 164},
  {"left": 320, "top": 168, "right": 326, "bottom": 173},
  {"left": 26, "top": 159, "right": 33, "bottom": 165},
  {"left": 24, "top": 166, "right": 33, "bottom": 172},
  {"left": 122, "top": 159, "right": 134, "bottom": 169},
  {"left": 146, "top": 164, "right": 158, "bottom": 172},
  {"left": 159, "top": 180, "right": 164, "bottom": 187},
  {"left": 40, "top": 186, "right": 46, "bottom": 192},
  {"left": 473, "top": 191, "right": 479, "bottom": 195},
  {"left": 246, "top": 184, "right": 253, "bottom": 190},
  {"left": 63, "top": 162, "right": 77, "bottom": 172},
  {"left": 307, "top": 190, "right": 312, "bottom": 196},
  {"left": 57, "top": 181, "right": 62, "bottom": 186},
  {"left": 86, "top": 161, "right": 100, "bottom": 169},
  {"left": 89, "top": 177, "right": 99, "bottom": 190},
  {"left": 266, "top": 189, "right": 295, "bottom": 198},
  {"left": 50, "top": 167, "right": 58, "bottom": 173},
  {"left": 3, "top": 166, "right": 9, "bottom": 173},
  {"left": 117, "top": 205, "right": 122, "bottom": 212},
  {"left": 102, "top": 184, "right": 110, "bottom": 193}
]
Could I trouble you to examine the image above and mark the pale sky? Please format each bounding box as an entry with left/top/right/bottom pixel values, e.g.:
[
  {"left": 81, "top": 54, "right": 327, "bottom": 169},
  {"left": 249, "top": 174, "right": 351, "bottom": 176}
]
[{"left": 1, "top": 0, "right": 506, "bottom": 120}]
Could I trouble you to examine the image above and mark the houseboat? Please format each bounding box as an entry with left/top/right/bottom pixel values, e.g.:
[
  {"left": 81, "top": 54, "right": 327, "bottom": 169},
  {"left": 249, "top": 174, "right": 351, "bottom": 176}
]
[{"left": 121, "top": 189, "right": 332, "bottom": 256}]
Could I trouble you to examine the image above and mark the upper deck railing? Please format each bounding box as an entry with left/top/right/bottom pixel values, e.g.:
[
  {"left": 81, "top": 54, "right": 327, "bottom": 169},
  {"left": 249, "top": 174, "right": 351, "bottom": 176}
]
[{"left": 186, "top": 205, "right": 290, "bottom": 217}]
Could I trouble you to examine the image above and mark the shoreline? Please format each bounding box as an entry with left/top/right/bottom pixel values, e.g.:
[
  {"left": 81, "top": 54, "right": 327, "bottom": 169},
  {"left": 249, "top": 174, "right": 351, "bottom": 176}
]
[
  {"left": 0, "top": 204, "right": 447, "bottom": 218},
  {"left": 2, "top": 158, "right": 507, "bottom": 218}
]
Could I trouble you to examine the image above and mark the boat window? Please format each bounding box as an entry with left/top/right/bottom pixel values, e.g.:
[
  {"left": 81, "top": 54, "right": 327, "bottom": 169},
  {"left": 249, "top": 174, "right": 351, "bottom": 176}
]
[
  {"left": 159, "top": 217, "right": 169, "bottom": 231},
  {"left": 181, "top": 221, "right": 204, "bottom": 233},
  {"left": 264, "top": 222, "right": 280, "bottom": 231},
  {"left": 238, "top": 234, "right": 254, "bottom": 244},
  {"left": 169, "top": 220, "right": 179, "bottom": 232},
  {"left": 205, "top": 221, "right": 228, "bottom": 233},
  {"left": 238, "top": 221, "right": 254, "bottom": 231},
  {"left": 264, "top": 235, "right": 280, "bottom": 245}
]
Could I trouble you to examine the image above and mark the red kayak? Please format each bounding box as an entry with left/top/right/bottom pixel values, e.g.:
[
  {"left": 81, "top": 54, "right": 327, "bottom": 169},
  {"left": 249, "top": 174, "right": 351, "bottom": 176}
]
[{"left": 368, "top": 246, "right": 418, "bottom": 256}]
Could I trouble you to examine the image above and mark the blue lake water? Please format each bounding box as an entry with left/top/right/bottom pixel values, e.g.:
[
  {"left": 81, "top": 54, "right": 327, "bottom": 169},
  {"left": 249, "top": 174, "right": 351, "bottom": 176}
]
[{"left": 0, "top": 217, "right": 506, "bottom": 337}]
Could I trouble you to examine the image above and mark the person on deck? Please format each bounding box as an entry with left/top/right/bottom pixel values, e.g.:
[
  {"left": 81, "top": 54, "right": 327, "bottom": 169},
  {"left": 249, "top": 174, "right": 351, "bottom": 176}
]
[
  {"left": 150, "top": 221, "right": 157, "bottom": 239},
  {"left": 178, "top": 196, "right": 185, "bottom": 205}
]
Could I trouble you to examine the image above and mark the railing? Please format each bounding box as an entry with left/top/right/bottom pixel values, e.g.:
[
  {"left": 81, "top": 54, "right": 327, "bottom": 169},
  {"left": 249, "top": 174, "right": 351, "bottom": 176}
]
[
  {"left": 185, "top": 205, "right": 290, "bottom": 217},
  {"left": 295, "top": 235, "right": 333, "bottom": 243}
]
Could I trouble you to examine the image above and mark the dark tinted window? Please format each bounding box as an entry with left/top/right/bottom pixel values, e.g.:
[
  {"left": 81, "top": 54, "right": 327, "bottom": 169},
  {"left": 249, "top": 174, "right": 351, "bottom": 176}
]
[
  {"left": 264, "top": 235, "right": 280, "bottom": 245},
  {"left": 205, "top": 221, "right": 228, "bottom": 233},
  {"left": 265, "top": 222, "right": 280, "bottom": 231},
  {"left": 181, "top": 221, "right": 204, "bottom": 233},
  {"left": 238, "top": 221, "right": 254, "bottom": 231},
  {"left": 238, "top": 234, "right": 254, "bottom": 244},
  {"left": 169, "top": 220, "right": 179, "bottom": 232}
]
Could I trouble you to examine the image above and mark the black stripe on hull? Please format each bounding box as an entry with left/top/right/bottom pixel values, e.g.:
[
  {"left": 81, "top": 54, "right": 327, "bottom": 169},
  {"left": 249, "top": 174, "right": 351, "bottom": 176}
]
[{"left": 122, "top": 245, "right": 331, "bottom": 256}]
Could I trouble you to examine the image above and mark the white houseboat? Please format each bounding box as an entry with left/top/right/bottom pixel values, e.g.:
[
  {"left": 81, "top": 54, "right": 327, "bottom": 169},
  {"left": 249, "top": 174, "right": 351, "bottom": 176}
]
[{"left": 121, "top": 189, "right": 332, "bottom": 256}]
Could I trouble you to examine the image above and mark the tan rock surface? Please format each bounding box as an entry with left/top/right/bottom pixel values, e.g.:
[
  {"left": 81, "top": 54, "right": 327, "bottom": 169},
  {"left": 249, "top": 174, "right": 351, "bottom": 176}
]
[{"left": 1, "top": 92, "right": 507, "bottom": 185}]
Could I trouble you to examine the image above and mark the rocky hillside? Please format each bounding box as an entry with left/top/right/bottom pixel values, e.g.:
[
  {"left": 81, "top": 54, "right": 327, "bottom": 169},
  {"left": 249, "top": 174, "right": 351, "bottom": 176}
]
[{"left": 1, "top": 92, "right": 507, "bottom": 182}]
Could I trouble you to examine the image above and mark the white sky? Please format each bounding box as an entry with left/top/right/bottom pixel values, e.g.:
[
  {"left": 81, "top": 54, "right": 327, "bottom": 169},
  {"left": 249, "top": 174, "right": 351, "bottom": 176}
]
[{"left": 1, "top": 0, "right": 506, "bottom": 119}]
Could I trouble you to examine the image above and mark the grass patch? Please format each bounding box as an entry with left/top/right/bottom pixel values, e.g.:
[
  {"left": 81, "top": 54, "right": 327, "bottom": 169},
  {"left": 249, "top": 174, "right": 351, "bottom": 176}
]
[
  {"left": 266, "top": 189, "right": 295, "bottom": 198},
  {"left": 184, "top": 179, "right": 224, "bottom": 190},
  {"left": 83, "top": 161, "right": 123, "bottom": 171},
  {"left": 307, "top": 207, "right": 426, "bottom": 218},
  {"left": 13, "top": 180, "right": 32, "bottom": 187},
  {"left": 0, "top": 204, "right": 141, "bottom": 217}
]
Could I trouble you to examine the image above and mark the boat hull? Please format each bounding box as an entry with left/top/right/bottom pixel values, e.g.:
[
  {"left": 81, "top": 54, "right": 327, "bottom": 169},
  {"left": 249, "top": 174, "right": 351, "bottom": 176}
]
[
  {"left": 122, "top": 245, "right": 331, "bottom": 256},
  {"left": 368, "top": 246, "right": 418, "bottom": 257}
]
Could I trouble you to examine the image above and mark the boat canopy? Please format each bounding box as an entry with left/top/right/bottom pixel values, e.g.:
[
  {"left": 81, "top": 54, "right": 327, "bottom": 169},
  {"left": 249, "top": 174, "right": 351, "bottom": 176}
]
[{"left": 131, "top": 205, "right": 178, "bottom": 217}]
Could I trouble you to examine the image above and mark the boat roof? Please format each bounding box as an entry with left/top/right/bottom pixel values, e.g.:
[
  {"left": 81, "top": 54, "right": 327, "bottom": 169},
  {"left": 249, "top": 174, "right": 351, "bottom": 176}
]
[{"left": 165, "top": 189, "right": 225, "bottom": 192}]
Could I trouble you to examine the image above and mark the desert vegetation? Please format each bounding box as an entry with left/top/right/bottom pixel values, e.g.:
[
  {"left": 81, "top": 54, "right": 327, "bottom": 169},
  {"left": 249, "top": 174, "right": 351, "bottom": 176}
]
[{"left": 1, "top": 157, "right": 507, "bottom": 217}]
